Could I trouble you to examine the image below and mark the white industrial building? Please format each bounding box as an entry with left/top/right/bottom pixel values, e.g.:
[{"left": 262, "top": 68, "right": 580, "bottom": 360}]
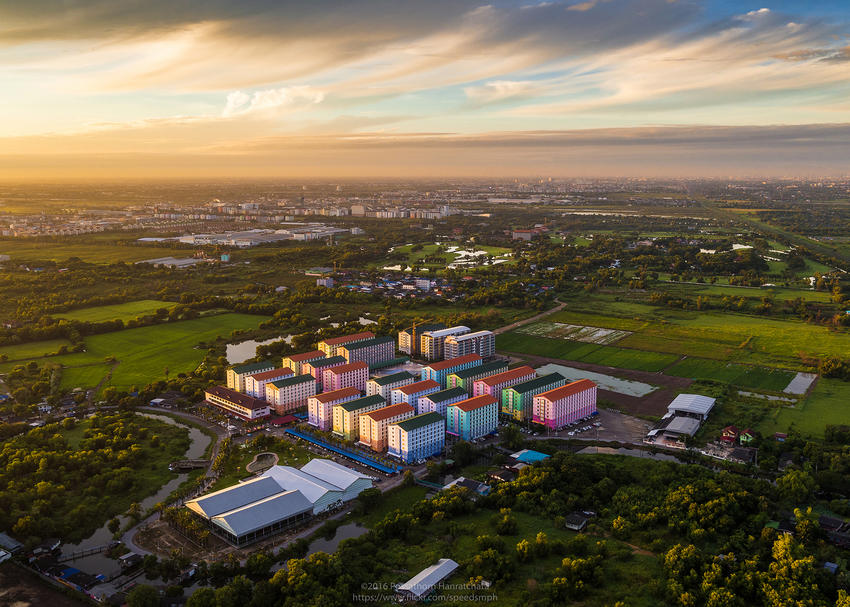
[
  {"left": 185, "top": 459, "right": 372, "bottom": 546},
  {"left": 645, "top": 393, "right": 716, "bottom": 448}
]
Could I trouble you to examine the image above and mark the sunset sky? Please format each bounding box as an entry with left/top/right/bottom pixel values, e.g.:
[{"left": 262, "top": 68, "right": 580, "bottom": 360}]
[{"left": 1, "top": 0, "right": 849, "bottom": 179}]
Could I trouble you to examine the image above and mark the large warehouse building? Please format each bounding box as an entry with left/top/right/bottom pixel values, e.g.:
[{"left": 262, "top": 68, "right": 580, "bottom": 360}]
[{"left": 185, "top": 459, "right": 372, "bottom": 546}]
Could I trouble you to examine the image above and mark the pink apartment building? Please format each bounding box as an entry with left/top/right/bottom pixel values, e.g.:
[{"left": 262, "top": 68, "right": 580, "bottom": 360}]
[
  {"left": 532, "top": 379, "right": 597, "bottom": 430},
  {"left": 244, "top": 367, "right": 293, "bottom": 400},
  {"left": 308, "top": 386, "right": 361, "bottom": 431},
  {"left": 322, "top": 361, "right": 369, "bottom": 393}
]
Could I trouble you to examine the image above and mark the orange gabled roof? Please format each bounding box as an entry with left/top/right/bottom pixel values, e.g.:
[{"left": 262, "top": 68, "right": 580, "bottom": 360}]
[
  {"left": 286, "top": 350, "right": 325, "bottom": 362},
  {"left": 250, "top": 368, "right": 294, "bottom": 381},
  {"left": 320, "top": 331, "right": 375, "bottom": 346},
  {"left": 536, "top": 379, "right": 596, "bottom": 402},
  {"left": 453, "top": 394, "right": 498, "bottom": 413},
  {"left": 396, "top": 379, "right": 440, "bottom": 395},
  {"left": 313, "top": 386, "right": 361, "bottom": 403},
  {"left": 326, "top": 361, "right": 369, "bottom": 375},
  {"left": 427, "top": 353, "right": 482, "bottom": 371},
  {"left": 476, "top": 366, "right": 535, "bottom": 387},
  {"left": 365, "top": 403, "right": 415, "bottom": 422}
]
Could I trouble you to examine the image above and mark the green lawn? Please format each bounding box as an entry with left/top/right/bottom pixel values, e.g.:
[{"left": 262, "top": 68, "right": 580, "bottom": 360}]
[
  {"left": 55, "top": 300, "right": 173, "bottom": 322},
  {"left": 210, "top": 437, "right": 314, "bottom": 492},
  {"left": 353, "top": 485, "right": 429, "bottom": 528},
  {"left": 496, "top": 332, "right": 679, "bottom": 372},
  {"left": 0, "top": 338, "right": 72, "bottom": 362},
  {"left": 666, "top": 358, "right": 794, "bottom": 392},
  {"left": 758, "top": 378, "right": 850, "bottom": 438}
]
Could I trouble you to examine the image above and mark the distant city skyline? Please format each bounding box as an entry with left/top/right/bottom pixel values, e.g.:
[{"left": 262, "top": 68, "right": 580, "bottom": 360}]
[{"left": 1, "top": 0, "right": 849, "bottom": 179}]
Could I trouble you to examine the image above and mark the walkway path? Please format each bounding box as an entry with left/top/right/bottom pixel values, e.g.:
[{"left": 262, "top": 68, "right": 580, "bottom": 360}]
[{"left": 493, "top": 299, "right": 566, "bottom": 335}]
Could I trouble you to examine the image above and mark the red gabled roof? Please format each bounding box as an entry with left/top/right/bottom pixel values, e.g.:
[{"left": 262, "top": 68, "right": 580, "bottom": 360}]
[
  {"left": 453, "top": 394, "right": 498, "bottom": 413},
  {"left": 365, "top": 403, "right": 415, "bottom": 422},
  {"left": 536, "top": 379, "right": 596, "bottom": 402},
  {"left": 205, "top": 386, "right": 268, "bottom": 411},
  {"left": 325, "top": 361, "right": 369, "bottom": 375},
  {"left": 313, "top": 386, "right": 361, "bottom": 403},
  {"left": 475, "top": 366, "right": 535, "bottom": 387},
  {"left": 286, "top": 350, "right": 325, "bottom": 362},
  {"left": 320, "top": 331, "right": 375, "bottom": 346},
  {"left": 396, "top": 379, "right": 440, "bottom": 395},
  {"left": 427, "top": 353, "right": 482, "bottom": 371},
  {"left": 250, "top": 367, "right": 294, "bottom": 381}
]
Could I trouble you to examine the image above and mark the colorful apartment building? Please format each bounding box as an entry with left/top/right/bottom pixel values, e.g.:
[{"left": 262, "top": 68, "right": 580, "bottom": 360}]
[
  {"left": 366, "top": 371, "right": 416, "bottom": 399},
  {"left": 446, "top": 360, "right": 509, "bottom": 394},
  {"left": 282, "top": 350, "right": 325, "bottom": 375},
  {"left": 339, "top": 336, "right": 396, "bottom": 367},
  {"left": 398, "top": 323, "right": 445, "bottom": 356},
  {"left": 265, "top": 375, "right": 316, "bottom": 413},
  {"left": 332, "top": 394, "right": 386, "bottom": 441},
  {"left": 420, "top": 326, "right": 470, "bottom": 360},
  {"left": 244, "top": 368, "right": 293, "bottom": 400},
  {"left": 421, "top": 353, "right": 482, "bottom": 388},
  {"left": 416, "top": 387, "right": 468, "bottom": 416},
  {"left": 501, "top": 373, "right": 566, "bottom": 422},
  {"left": 322, "top": 361, "right": 369, "bottom": 393},
  {"left": 444, "top": 330, "right": 495, "bottom": 360},
  {"left": 307, "top": 386, "right": 361, "bottom": 431},
  {"left": 205, "top": 386, "right": 270, "bottom": 420},
  {"left": 302, "top": 355, "right": 346, "bottom": 390},
  {"left": 532, "top": 379, "right": 597, "bottom": 430},
  {"left": 318, "top": 331, "right": 375, "bottom": 357},
  {"left": 472, "top": 366, "right": 536, "bottom": 398},
  {"left": 358, "top": 403, "right": 416, "bottom": 452},
  {"left": 391, "top": 379, "right": 440, "bottom": 408},
  {"left": 446, "top": 395, "right": 499, "bottom": 441},
  {"left": 387, "top": 412, "right": 445, "bottom": 464},
  {"left": 226, "top": 360, "right": 275, "bottom": 392}
]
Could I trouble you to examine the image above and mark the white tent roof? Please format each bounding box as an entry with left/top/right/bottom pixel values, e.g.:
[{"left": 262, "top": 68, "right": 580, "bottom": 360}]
[
  {"left": 667, "top": 393, "right": 715, "bottom": 416},
  {"left": 664, "top": 416, "right": 701, "bottom": 436},
  {"left": 186, "top": 476, "right": 283, "bottom": 518},
  {"left": 261, "top": 465, "right": 343, "bottom": 502},
  {"left": 398, "top": 559, "right": 459, "bottom": 598},
  {"left": 301, "top": 458, "right": 371, "bottom": 491},
  {"left": 211, "top": 490, "right": 313, "bottom": 536}
]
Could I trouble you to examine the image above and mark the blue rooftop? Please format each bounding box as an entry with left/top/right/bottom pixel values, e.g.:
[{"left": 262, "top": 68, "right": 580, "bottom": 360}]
[{"left": 511, "top": 449, "right": 551, "bottom": 464}]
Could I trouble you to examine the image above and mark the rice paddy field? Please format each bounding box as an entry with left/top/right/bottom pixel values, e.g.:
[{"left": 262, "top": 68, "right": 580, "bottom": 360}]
[
  {"left": 665, "top": 358, "right": 795, "bottom": 392},
  {"left": 547, "top": 297, "right": 850, "bottom": 371},
  {"left": 54, "top": 299, "right": 174, "bottom": 322},
  {"left": 757, "top": 378, "right": 850, "bottom": 438},
  {"left": 496, "top": 332, "right": 679, "bottom": 372},
  {"left": 0, "top": 338, "right": 72, "bottom": 362}
]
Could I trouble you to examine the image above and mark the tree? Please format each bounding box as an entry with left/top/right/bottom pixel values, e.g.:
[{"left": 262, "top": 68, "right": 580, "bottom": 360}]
[
  {"left": 186, "top": 587, "right": 217, "bottom": 607},
  {"left": 108, "top": 517, "right": 120, "bottom": 534},
  {"left": 776, "top": 468, "right": 816, "bottom": 503},
  {"left": 126, "top": 584, "right": 159, "bottom": 607},
  {"left": 499, "top": 424, "right": 524, "bottom": 450}
]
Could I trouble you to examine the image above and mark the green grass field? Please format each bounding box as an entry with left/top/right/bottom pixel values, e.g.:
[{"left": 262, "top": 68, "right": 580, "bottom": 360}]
[
  {"left": 54, "top": 300, "right": 173, "bottom": 322},
  {"left": 758, "top": 378, "right": 850, "bottom": 438},
  {"left": 0, "top": 241, "right": 184, "bottom": 263},
  {"left": 0, "top": 338, "right": 72, "bottom": 362},
  {"left": 2, "top": 313, "right": 268, "bottom": 391},
  {"left": 496, "top": 332, "right": 679, "bottom": 372},
  {"left": 666, "top": 358, "right": 794, "bottom": 391}
]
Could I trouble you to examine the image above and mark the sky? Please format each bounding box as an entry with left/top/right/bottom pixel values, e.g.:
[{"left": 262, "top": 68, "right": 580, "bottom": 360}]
[{"left": 0, "top": 0, "right": 849, "bottom": 180}]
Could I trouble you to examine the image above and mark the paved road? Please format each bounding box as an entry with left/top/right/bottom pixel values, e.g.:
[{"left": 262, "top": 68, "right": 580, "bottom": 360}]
[{"left": 492, "top": 299, "right": 566, "bottom": 335}]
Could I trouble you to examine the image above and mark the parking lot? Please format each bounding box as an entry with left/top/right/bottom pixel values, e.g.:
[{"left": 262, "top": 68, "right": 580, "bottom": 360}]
[{"left": 526, "top": 409, "right": 652, "bottom": 445}]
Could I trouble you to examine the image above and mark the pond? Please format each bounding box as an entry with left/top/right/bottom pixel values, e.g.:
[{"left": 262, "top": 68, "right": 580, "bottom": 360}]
[{"left": 226, "top": 335, "right": 293, "bottom": 364}]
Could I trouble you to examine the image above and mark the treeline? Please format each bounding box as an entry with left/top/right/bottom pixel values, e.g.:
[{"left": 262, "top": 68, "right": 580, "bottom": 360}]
[{"left": 180, "top": 452, "right": 849, "bottom": 607}]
